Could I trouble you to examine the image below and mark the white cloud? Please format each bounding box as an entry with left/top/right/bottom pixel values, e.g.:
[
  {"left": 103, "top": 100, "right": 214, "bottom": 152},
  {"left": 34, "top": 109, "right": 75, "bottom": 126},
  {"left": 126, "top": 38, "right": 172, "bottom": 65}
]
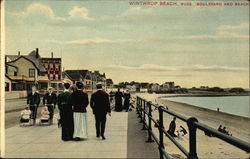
[
  {"left": 68, "top": 6, "right": 93, "bottom": 21},
  {"left": 147, "top": 31, "right": 249, "bottom": 43},
  {"left": 12, "top": 2, "right": 65, "bottom": 21},
  {"left": 106, "top": 64, "right": 248, "bottom": 72},
  {"left": 188, "top": 64, "right": 248, "bottom": 72},
  {"left": 48, "top": 30, "right": 249, "bottom": 47},
  {"left": 65, "top": 38, "right": 114, "bottom": 45},
  {"left": 217, "top": 23, "right": 249, "bottom": 30},
  {"left": 48, "top": 38, "right": 139, "bottom": 45},
  {"left": 12, "top": 3, "right": 93, "bottom": 22},
  {"left": 216, "top": 31, "right": 249, "bottom": 39}
]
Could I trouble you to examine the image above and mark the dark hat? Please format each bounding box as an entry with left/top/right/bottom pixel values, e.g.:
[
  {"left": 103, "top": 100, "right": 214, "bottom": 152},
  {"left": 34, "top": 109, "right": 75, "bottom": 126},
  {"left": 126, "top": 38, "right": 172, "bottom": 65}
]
[
  {"left": 76, "top": 81, "right": 84, "bottom": 89},
  {"left": 96, "top": 82, "right": 102, "bottom": 89},
  {"left": 63, "top": 83, "right": 70, "bottom": 89}
]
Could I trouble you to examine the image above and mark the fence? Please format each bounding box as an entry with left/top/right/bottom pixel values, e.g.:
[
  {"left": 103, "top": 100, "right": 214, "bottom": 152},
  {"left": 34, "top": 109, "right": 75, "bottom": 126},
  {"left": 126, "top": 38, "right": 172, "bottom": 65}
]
[{"left": 136, "top": 96, "right": 250, "bottom": 159}]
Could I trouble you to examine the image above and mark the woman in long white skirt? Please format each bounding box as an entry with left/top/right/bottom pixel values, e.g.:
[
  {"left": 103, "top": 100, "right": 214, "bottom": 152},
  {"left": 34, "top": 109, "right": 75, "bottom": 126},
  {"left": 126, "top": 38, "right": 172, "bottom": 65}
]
[
  {"left": 71, "top": 82, "right": 89, "bottom": 141},
  {"left": 73, "top": 112, "right": 88, "bottom": 139}
]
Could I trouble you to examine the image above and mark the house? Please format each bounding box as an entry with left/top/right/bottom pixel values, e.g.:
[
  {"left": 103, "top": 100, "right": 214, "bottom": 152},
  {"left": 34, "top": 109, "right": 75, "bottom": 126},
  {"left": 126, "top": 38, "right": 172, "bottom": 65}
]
[
  {"left": 151, "top": 83, "right": 160, "bottom": 92},
  {"left": 63, "top": 70, "right": 92, "bottom": 92},
  {"left": 41, "top": 52, "right": 62, "bottom": 90},
  {"left": 162, "top": 82, "right": 175, "bottom": 90},
  {"left": 125, "top": 85, "right": 136, "bottom": 92},
  {"left": 141, "top": 82, "right": 149, "bottom": 89},
  {"left": 106, "top": 78, "right": 114, "bottom": 88},
  {"left": 91, "top": 71, "right": 106, "bottom": 90},
  {"left": 200, "top": 86, "right": 209, "bottom": 90},
  {"left": 172, "top": 85, "right": 181, "bottom": 91},
  {"left": 41, "top": 52, "right": 62, "bottom": 81},
  {"left": 5, "top": 48, "right": 49, "bottom": 92},
  {"left": 90, "top": 71, "right": 97, "bottom": 90}
]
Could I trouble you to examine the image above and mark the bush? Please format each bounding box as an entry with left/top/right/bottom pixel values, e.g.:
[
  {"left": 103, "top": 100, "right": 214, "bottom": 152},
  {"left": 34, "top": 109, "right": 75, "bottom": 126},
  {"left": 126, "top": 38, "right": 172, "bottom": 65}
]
[
  {"left": 229, "top": 88, "right": 246, "bottom": 93},
  {"left": 207, "top": 87, "right": 225, "bottom": 92}
]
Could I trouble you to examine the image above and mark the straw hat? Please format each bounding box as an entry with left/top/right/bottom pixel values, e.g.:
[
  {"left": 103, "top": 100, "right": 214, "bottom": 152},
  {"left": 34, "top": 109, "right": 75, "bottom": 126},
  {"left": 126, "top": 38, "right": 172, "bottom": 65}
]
[{"left": 47, "top": 87, "right": 53, "bottom": 91}]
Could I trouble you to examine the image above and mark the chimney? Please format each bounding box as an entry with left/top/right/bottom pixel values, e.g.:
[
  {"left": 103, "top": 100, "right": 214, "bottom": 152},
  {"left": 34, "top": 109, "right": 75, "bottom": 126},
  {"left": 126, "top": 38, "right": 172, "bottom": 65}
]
[
  {"left": 18, "top": 51, "right": 20, "bottom": 56},
  {"left": 36, "top": 48, "right": 39, "bottom": 58},
  {"left": 51, "top": 52, "right": 53, "bottom": 58}
]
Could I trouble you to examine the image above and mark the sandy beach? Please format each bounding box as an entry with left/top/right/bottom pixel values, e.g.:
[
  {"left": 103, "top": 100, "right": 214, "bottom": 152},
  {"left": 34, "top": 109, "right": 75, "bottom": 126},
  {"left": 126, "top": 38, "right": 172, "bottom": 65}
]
[{"left": 136, "top": 93, "right": 250, "bottom": 159}]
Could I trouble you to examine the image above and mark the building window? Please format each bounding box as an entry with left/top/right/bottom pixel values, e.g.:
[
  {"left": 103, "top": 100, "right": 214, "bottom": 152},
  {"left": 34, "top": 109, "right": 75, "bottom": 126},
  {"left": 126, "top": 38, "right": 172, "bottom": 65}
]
[
  {"left": 55, "top": 74, "right": 58, "bottom": 80},
  {"left": 29, "top": 69, "right": 35, "bottom": 77},
  {"left": 50, "top": 74, "right": 54, "bottom": 80},
  {"left": 50, "top": 64, "right": 54, "bottom": 70},
  {"left": 45, "top": 64, "right": 48, "bottom": 69},
  {"left": 14, "top": 71, "right": 17, "bottom": 76},
  {"left": 55, "top": 64, "right": 59, "bottom": 71}
]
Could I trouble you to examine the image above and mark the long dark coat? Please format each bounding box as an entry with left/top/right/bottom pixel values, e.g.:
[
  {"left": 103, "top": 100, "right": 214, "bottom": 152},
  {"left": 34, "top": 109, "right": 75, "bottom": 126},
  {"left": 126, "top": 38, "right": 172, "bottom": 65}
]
[
  {"left": 90, "top": 90, "right": 111, "bottom": 115},
  {"left": 114, "top": 91, "right": 123, "bottom": 111},
  {"left": 58, "top": 91, "right": 74, "bottom": 141}
]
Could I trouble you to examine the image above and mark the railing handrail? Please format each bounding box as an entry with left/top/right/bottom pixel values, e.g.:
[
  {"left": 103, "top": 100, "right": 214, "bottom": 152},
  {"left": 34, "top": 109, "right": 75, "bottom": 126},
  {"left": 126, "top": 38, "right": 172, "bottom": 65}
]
[{"left": 136, "top": 96, "right": 250, "bottom": 159}]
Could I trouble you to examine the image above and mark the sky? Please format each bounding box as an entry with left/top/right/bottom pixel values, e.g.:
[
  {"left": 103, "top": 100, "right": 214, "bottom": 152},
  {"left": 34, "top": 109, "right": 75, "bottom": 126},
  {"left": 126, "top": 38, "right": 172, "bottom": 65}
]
[{"left": 5, "top": 0, "right": 250, "bottom": 88}]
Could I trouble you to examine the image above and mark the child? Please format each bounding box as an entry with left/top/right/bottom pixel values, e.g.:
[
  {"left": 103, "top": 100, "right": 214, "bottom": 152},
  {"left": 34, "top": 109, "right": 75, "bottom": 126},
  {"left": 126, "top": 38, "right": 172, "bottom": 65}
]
[
  {"left": 177, "top": 126, "right": 188, "bottom": 137},
  {"left": 20, "top": 106, "right": 31, "bottom": 122},
  {"left": 40, "top": 106, "right": 50, "bottom": 120}
]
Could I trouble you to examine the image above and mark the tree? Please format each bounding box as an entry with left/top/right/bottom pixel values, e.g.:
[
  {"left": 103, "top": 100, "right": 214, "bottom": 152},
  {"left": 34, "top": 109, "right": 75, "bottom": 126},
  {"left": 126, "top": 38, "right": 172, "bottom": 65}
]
[
  {"left": 229, "top": 88, "right": 246, "bottom": 93},
  {"left": 207, "top": 87, "right": 225, "bottom": 92}
]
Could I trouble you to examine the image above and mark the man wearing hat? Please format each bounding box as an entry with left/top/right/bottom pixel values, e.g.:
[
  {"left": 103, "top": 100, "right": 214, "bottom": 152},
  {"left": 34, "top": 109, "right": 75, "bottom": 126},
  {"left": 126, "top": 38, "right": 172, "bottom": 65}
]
[
  {"left": 27, "top": 86, "right": 40, "bottom": 125},
  {"left": 43, "top": 87, "right": 57, "bottom": 124},
  {"left": 90, "top": 82, "right": 111, "bottom": 140},
  {"left": 71, "top": 81, "right": 89, "bottom": 141}
]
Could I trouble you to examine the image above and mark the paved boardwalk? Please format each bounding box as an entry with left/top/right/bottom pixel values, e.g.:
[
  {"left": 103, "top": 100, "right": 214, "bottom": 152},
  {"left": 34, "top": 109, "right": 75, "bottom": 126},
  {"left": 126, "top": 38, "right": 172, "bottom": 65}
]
[{"left": 5, "top": 109, "right": 159, "bottom": 158}]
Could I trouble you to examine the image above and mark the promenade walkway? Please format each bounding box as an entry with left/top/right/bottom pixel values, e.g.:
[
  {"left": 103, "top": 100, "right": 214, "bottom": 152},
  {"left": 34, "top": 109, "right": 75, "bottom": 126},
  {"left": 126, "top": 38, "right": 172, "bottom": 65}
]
[{"left": 5, "top": 108, "right": 159, "bottom": 158}]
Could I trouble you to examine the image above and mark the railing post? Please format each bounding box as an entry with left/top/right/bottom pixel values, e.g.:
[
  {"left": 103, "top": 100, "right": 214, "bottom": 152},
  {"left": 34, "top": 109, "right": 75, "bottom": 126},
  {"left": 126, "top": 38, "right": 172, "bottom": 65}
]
[
  {"left": 142, "top": 100, "right": 147, "bottom": 130},
  {"left": 146, "top": 102, "right": 154, "bottom": 142},
  {"left": 158, "top": 106, "right": 165, "bottom": 159},
  {"left": 139, "top": 99, "right": 143, "bottom": 123},
  {"left": 187, "top": 117, "right": 199, "bottom": 159},
  {"left": 136, "top": 97, "right": 140, "bottom": 117}
]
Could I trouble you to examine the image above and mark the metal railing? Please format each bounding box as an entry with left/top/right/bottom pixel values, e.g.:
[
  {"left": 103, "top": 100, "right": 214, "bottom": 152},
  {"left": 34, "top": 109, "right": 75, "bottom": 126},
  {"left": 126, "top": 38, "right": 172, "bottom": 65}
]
[{"left": 136, "top": 96, "right": 250, "bottom": 159}]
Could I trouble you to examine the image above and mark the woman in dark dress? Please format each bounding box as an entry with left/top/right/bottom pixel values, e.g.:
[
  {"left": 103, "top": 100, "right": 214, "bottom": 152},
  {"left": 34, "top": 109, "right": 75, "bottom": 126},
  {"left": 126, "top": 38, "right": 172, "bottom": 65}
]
[
  {"left": 115, "top": 88, "right": 123, "bottom": 112},
  {"left": 58, "top": 83, "right": 74, "bottom": 141}
]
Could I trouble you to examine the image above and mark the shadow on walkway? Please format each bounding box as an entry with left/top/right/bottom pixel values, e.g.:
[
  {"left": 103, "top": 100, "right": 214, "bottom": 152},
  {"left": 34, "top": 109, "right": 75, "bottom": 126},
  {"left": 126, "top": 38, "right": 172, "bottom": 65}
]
[{"left": 127, "top": 110, "right": 159, "bottom": 158}]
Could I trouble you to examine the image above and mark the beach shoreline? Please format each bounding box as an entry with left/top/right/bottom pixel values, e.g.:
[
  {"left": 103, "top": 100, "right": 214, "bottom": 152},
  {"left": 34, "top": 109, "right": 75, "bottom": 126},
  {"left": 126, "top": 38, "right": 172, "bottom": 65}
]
[
  {"left": 156, "top": 92, "right": 249, "bottom": 98},
  {"left": 136, "top": 93, "right": 250, "bottom": 158},
  {"left": 158, "top": 96, "right": 250, "bottom": 120}
]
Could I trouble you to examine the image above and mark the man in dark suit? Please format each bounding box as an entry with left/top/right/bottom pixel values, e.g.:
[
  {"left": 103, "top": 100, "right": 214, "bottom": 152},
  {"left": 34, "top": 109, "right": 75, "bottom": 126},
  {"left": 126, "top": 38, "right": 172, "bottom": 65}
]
[
  {"left": 43, "top": 87, "right": 57, "bottom": 124},
  {"left": 27, "top": 86, "right": 40, "bottom": 125},
  {"left": 90, "top": 83, "right": 111, "bottom": 140}
]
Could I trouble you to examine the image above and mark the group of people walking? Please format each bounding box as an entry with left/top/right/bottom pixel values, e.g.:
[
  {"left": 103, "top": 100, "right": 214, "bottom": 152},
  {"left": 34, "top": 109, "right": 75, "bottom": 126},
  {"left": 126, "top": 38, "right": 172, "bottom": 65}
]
[
  {"left": 110, "top": 88, "right": 131, "bottom": 112},
  {"left": 26, "top": 86, "right": 57, "bottom": 125},
  {"left": 25, "top": 82, "right": 111, "bottom": 141}
]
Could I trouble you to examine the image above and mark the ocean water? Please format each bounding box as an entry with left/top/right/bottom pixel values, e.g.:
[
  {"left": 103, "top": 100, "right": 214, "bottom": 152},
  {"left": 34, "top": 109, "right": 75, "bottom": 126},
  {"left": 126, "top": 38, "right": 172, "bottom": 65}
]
[{"left": 162, "top": 96, "right": 250, "bottom": 118}]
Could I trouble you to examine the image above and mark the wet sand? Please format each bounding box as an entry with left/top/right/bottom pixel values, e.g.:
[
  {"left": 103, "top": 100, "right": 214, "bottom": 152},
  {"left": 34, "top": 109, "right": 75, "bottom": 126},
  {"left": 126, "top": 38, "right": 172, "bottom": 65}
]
[{"left": 136, "top": 93, "right": 250, "bottom": 159}]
